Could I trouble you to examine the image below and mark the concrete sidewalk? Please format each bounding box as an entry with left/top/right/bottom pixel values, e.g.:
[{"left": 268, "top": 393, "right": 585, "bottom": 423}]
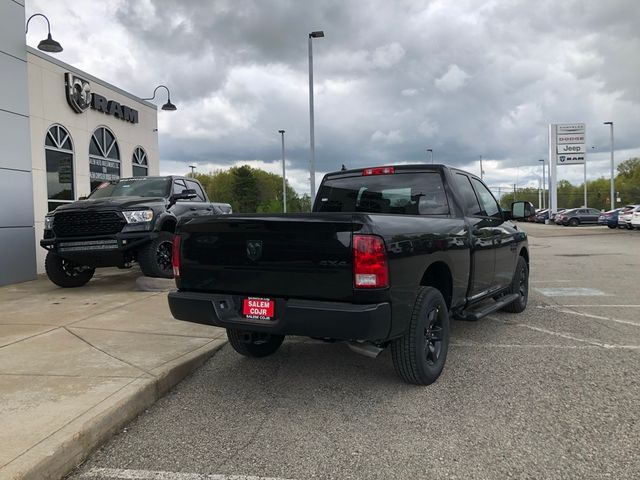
[{"left": 0, "top": 269, "right": 226, "bottom": 480}]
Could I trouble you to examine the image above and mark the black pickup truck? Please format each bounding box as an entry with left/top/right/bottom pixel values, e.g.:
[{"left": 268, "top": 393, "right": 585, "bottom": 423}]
[
  {"left": 41, "top": 176, "right": 231, "bottom": 287},
  {"left": 168, "top": 165, "right": 532, "bottom": 385}
]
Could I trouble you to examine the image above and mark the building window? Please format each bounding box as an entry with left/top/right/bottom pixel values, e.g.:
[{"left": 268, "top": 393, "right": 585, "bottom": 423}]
[
  {"left": 132, "top": 146, "right": 148, "bottom": 177},
  {"left": 45, "top": 125, "right": 74, "bottom": 212},
  {"left": 89, "top": 126, "right": 120, "bottom": 191}
]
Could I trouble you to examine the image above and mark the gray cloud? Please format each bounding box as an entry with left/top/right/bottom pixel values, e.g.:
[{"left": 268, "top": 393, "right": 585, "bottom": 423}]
[{"left": 28, "top": 0, "right": 640, "bottom": 193}]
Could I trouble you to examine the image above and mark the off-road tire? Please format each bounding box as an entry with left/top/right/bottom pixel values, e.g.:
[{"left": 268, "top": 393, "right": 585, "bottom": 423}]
[
  {"left": 227, "top": 329, "right": 285, "bottom": 358},
  {"left": 569, "top": 218, "right": 580, "bottom": 227},
  {"left": 500, "top": 256, "right": 529, "bottom": 313},
  {"left": 45, "top": 251, "right": 95, "bottom": 288},
  {"left": 607, "top": 224, "right": 617, "bottom": 229},
  {"left": 391, "top": 287, "right": 449, "bottom": 386},
  {"left": 138, "top": 231, "right": 174, "bottom": 278}
]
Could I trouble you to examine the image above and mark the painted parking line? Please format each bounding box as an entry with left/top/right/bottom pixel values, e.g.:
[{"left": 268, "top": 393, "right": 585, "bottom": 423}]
[
  {"left": 536, "top": 305, "right": 640, "bottom": 327},
  {"left": 81, "top": 467, "right": 292, "bottom": 480},
  {"left": 487, "top": 316, "right": 640, "bottom": 349},
  {"left": 451, "top": 342, "right": 637, "bottom": 349},
  {"left": 535, "top": 288, "right": 608, "bottom": 297},
  {"left": 554, "top": 305, "right": 640, "bottom": 308}
]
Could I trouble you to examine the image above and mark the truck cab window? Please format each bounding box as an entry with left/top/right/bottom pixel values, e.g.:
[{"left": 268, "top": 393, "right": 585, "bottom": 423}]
[
  {"left": 471, "top": 178, "right": 501, "bottom": 218},
  {"left": 454, "top": 173, "right": 483, "bottom": 216}
]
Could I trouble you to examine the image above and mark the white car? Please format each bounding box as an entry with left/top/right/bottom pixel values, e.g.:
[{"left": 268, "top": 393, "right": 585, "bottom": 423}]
[
  {"left": 631, "top": 208, "right": 640, "bottom": 229},
  {"left": 618, "top": 205, "right": 640, "bottom": 229}
]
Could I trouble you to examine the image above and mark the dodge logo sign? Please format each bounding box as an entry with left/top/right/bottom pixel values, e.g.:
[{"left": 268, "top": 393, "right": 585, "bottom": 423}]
[
  {"left": 246, "top": 240, "right": 263, "bottom": 261},
  {"left": 65, "top": 73, "right": 91, "bottom": 113},
  {"left": 64, "top": 72, "right": 139, "bottom": 123}
]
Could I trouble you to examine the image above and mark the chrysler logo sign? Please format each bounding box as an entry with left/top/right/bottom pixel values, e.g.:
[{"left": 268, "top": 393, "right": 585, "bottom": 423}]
[{"left": 64, "top": 73, "right": 139, "bottom": 124}]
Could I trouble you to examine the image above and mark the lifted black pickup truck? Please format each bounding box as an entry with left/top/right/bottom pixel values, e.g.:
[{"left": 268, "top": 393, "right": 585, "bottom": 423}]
[
  {"left": 168, "top": 164, "right": 532, "bottom": 385},
  {"left": 41, "top": 176, "right": 231, "bottom": 287}
]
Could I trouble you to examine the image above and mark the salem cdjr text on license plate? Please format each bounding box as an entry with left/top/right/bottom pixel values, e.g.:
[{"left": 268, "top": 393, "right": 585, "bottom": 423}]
[{"left": 242, "top": 297, "right": 275, "bottom": 320}]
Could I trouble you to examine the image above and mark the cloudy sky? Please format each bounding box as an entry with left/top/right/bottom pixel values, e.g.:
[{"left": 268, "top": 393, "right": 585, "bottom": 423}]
[{"left": 26, "top": 0, "right": 640, "bottom": 196}]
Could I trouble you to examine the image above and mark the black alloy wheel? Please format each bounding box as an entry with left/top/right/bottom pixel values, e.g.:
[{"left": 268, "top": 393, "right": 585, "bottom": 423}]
[
  {"left": 500, "top": 255, "right": 529, "bottom": 313},
  {"left": 45, "top": 251, "right": 95, "bottom": 287},
  {"left": 391, "top": 286, "right": 450, "bottom": 385},
  {"left": 569, "top": 218, "right": 580, "bottom": 227},
  {"left": 138, "top": 231, "right": 175, "bottom": 278}
]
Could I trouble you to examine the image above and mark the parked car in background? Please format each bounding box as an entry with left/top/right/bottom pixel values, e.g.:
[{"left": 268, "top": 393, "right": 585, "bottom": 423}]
[
  {"left": 631, "top": 209, "right": 640, "bottom": 229},
  {"left": 550, "top": 209, "right": 567, "bottom": 223},
  {"left": 554, "top": 209, "right": 572, "bottom": 225},
  {"left": 618, "top": 205, "right": 640, "bottom": 230},
  {"left": 598, "top": 208, "right": 625, "bottom": 229},
  {"left": 561, "top": 208, "right": 602, "bottom": 226},
  {"left": 534, "top": 209, "right": 549, "bottom": 223}
]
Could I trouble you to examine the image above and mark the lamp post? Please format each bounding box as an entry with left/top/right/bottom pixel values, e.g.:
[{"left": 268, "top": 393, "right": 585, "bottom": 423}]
[
  {"left": 308, "top": 30, "right": 324, "bottom": 199},
  {"left": 143, "top": 85, "right": 177, "bottom": 111},
  {"left": 427, "top": 149, "right": 433, "bottom": 164},
  {"left": 188, "top": 165, "right": 196, "bottom": 176},
  {"left": 25, "top": 13, "right": 63, "bottom": 53},
  {"left": 479, "top": 155, "right": 484, "bottom": 180},
  {"left": 604, "top": 121, "right": 614, "bottom": 210},
  {"left": 278, "top": 130, "right": 287, "bottom": 213},
  {"left": 538, "top": 159, "right": 546, "bottom": 209}
]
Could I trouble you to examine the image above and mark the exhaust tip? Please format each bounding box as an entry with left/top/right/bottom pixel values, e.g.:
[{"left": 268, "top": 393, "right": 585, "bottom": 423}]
[{"left": 347, "top": 342, "right": 384, "bottom": 359}]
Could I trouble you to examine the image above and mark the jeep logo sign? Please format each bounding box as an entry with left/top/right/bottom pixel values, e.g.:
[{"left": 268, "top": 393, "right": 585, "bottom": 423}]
[{"left": 64, "top": 73, "right": 139, "bottom": 124}]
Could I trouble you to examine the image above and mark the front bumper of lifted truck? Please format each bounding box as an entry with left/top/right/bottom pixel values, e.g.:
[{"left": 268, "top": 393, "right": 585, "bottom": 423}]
[{"left": 168, "top": 291, "right": 392, "bottom": 341}]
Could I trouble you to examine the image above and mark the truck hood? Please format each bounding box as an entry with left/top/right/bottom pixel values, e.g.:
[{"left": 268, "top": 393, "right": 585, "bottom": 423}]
[{"left": 53, "top": 196, "right": 167, "bottom": 212}]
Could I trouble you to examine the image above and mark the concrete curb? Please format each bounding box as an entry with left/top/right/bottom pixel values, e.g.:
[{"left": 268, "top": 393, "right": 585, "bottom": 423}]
[{"left": 2, "top": 339, "right": 227, "bottom": 480}]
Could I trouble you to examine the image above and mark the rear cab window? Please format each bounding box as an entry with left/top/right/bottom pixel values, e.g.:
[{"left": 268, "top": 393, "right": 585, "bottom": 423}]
[{"left": 315, "top": 171, "right": 450, "bottom": 215}]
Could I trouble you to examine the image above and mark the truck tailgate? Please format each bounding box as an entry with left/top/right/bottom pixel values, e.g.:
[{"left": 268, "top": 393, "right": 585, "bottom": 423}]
[{"left": 177, "top": 214, "right": 358, "bottom": 302}]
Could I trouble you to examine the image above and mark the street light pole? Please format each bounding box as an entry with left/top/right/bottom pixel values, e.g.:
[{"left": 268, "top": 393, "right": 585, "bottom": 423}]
[
  {"left": 479, "top": 155, "right": 484, "bottom": 180},
  {"left": 604, "top": 121, "right": 614, "bottom": 210},
  {"left": 539, "top": 159, "right": 545, "bottom": 209},
  {"left": 427, "top": 149, "right": 433, "bottom": 164},
  {"left": 308, "top": 31, "right": 324, "bottom": 200},
  {"left": 279, "top": 130, "right": 287, "bottom": 213},
  {"left": 188, "top": 165, "right": 196, "bottom": 176}
]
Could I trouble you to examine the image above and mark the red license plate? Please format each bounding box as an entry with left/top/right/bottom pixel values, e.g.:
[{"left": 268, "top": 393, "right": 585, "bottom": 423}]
[{"left": 242, "top": 297, "right": 275, "bottom": 320}]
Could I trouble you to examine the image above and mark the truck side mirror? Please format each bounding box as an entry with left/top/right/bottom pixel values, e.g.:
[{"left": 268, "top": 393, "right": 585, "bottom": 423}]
[
  {"left": 169, "top": 188, "right": 198, "bottom": 206},
  {"left": 510, "top": 201, "right": 534, "bottom": 220}
]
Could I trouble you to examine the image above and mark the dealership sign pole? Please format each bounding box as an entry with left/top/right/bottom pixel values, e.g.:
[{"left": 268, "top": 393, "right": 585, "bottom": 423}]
[{"left": 548, "top": 123, "right": 586, "bottom": 218}]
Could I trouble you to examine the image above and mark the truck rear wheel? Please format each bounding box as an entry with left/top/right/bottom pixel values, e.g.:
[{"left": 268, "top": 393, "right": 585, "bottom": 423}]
[
  {"left": 138, "top": 231, "right": 174, "bottom": 278},
  {"left": 45, "top": 251, "right": 95, "bottom": 288},
  {"left": 226, "top": 329, "right": 285, "bottom": 358},
  {"left": 500, "top": 256, "right": 529, "bottom": 313},
  {"left": 391, "top": 287, "right": 449, "bottom": 385}
]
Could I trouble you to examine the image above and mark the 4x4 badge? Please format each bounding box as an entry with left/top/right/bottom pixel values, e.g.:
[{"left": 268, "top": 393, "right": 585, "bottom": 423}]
[{"left": 246, "top": 240, "right": 262, "bottom": 261}]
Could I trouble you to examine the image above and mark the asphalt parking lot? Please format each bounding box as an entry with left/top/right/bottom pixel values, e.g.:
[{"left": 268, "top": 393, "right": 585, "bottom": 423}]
[{"left": 70, "top": 223, "right": 640, "bottom": 480}]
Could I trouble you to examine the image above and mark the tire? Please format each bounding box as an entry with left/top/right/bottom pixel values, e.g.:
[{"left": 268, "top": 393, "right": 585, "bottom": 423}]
[
  {"left": 608, "top": 224, "right": 616, "bottom": 229},
  {"left": 569, "top": 218, "right": 580, "bottom": 227},
  {"left": 226, "top": 329, "right": 285, "bottom": 358},
  {"left": 626, "top": 224, "right": 633, "bottom": 230},
  {"left": 45, "top": 251, "right": 95, "bottom": 288},
  {"left": 138, "top": 231, "right": 174, "bottom": 278},
  {"left": 391, "top": 287, "right": 449, "bottom": 386},
  {"left": 500, "top": 256, "right": 529, "bottom": 313}
]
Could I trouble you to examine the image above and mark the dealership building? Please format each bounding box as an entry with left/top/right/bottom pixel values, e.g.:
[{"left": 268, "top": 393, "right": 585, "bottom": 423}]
[{"left": 1, "top": 0, "right": 160, "bottom": 285}]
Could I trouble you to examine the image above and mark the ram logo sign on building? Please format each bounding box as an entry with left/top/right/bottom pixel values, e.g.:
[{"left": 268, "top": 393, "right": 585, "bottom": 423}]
[{"left": 554, "top": 123, "right": 585, "bottom": 165}]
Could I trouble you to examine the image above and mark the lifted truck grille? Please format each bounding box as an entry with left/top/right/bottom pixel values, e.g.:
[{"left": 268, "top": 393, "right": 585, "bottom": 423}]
[{"left": 53, "top": 211, "right": 126, "bottom": 237}]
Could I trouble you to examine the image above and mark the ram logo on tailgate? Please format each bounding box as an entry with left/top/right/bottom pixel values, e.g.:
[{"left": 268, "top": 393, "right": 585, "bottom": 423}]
[{"left": 246, "top": 240, "right": 263, "bottom": 261}]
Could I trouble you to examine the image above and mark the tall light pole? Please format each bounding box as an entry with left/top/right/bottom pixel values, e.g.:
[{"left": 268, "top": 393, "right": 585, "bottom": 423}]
[
  {"left": 538, "top": 159, "right": 546, "bottom": 209},
  {"left": 308, "top": 30, "right": 324, "bottom": 200},
  {"left": 188, "top": 165, "right": 196, "bottom": 176},
  {"left": 427, "top": 149, "right": 433, "bottom": 164},
  {"left": 479, "top": 155, "right": 484, "bottom": 180},
  {"left": 604, "top": 121, "right": 614, "bottom": 210},
  {"left": 278, "top": 130, "right": 287, "bottom": 213}
]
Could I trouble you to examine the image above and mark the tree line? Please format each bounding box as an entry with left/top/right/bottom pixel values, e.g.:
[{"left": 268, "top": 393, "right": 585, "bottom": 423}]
[
  {"left": 499, "top": 157, "right": 640, "bottom": 210},
  {"left": 189, "top": 165, "right": 312, "bottom": 213}
]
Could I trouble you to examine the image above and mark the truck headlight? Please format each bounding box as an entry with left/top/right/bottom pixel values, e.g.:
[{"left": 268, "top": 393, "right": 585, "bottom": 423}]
[
  {"left": 44, "top": 215, "right": 54, "bottom": 230},
  {"left": 122, "top": 210, "right": 154, "bottom": 223}
]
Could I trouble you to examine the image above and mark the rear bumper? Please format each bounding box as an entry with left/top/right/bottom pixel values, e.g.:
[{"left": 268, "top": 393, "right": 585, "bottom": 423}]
[{"left": 168, "top": 291, "right": 392, "bottom": 341}]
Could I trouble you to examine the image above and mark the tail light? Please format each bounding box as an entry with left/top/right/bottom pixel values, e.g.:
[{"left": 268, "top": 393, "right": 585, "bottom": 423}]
[
  {"left": 353, "top": 235, "right": 388, "bottom": 288},
  {"left": 172, "top": 235, "right": 182, "bottom": 278}
]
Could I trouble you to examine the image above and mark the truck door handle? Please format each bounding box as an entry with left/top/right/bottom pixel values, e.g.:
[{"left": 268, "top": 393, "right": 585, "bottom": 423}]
[{"left": 189, "top": 207, "right": 197, "bottom": 211}]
